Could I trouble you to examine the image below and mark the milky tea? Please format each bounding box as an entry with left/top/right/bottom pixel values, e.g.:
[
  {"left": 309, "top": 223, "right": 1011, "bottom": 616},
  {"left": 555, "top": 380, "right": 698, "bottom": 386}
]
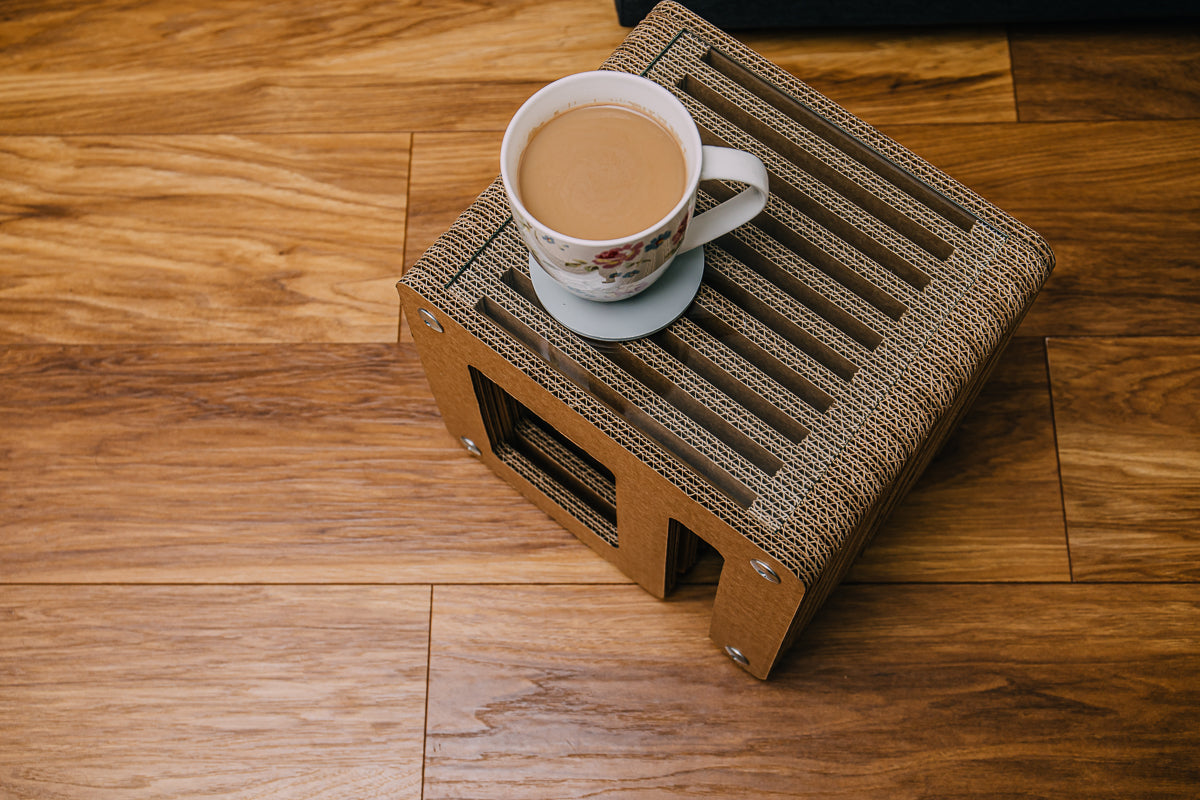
[{"left": 516, "top": 103, "right": 688, "bottom": 241}]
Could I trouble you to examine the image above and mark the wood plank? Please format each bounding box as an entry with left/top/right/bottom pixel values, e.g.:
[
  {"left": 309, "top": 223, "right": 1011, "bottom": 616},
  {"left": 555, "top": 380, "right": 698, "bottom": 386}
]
[
  {"left": 740, "top": 26, "right": 1016, "bottom": 124},
  {"left": 850, "top": 338, "right": 1069, "bottom": 582},
  {"left": 0, "top": 0, "right": 622, "bottom": 135},
  {"left": 0, "top": 339, "right": 1063, "bottom": 586},
  {"left": 0, "top": 134, "right": 409, "bottom": 344},
  {"left": 425, "top": 583, "right": 1200, "bottom": 799},
  {"left": 0, "top": 71, "right": 551, "bottom": 136},
  {"left": 0, "top": 0, "right": 1015, "bottom": 135},
  {"left": 1011, "top": 21, "right": 1200, "bottom": 121},
  {"left": 885, "top": 121, "right": 1200, "bottom": 209},
  {"left": 404, "top": 132, "right": 502, "bottom": 271},
  {"left": 0, "top": 343, "right": 625, "bottom": 584},
  {"left": 0, "top": 585, "right": 430, "bottom": 798},
  {"left": 1048, "top": 336, "right": 1200, "bottom": 582},
  {"left": 881, "top": 120, "right": 1200, "bottom": 337}
]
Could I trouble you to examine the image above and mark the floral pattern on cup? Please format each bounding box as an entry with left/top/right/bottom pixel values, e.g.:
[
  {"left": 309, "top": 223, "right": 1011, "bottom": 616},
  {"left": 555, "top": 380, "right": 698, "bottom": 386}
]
[{"left": 516, "top": 211, "right": 691, "bottom": 301}]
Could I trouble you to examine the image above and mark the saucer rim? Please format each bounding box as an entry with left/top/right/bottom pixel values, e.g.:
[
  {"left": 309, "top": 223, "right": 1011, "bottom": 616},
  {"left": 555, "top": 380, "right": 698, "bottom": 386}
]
[{"left": 527, "top": 248, "right": 705, "bottom": 342}]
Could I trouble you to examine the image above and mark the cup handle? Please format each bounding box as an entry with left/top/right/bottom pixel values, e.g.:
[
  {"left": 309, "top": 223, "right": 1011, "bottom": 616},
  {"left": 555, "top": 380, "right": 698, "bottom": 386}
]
[{"left": 678, "top": 146, "right": 769, "bottom": 253}]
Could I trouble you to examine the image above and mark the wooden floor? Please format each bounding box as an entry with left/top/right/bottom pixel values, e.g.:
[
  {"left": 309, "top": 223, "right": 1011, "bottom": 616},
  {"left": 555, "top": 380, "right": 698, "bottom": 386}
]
[{"left": 2, "top": 2, "right": 1199, "bottom": 796}]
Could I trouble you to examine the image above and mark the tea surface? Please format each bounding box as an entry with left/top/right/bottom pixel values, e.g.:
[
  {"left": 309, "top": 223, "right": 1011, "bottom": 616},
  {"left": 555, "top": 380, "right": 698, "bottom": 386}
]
[{"left": 518, "top": 103, "right": 687, "bottom": 240}]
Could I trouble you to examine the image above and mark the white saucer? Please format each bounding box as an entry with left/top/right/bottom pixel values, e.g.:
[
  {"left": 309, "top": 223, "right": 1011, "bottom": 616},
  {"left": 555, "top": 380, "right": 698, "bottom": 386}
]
[{"left": 527, "top": 248, "right": 705, "bottom": 342}]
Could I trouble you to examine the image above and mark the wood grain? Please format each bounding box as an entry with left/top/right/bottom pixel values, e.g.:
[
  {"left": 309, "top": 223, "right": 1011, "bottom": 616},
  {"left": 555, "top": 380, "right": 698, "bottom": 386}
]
[
  {"left": 0, "top": 343, "right": 625, "bottom": 584},
  {"left": 1048, "top": 337, "right": 1200, "bottom": 581},
  {"left": 404, "top": 133, "right": 503, "bottom": 271},
  {"left": 741, "top": 26, "right": 1017, "bottom": 124},
  {"left": 0, "top": 0, "right": 1015, "bottom": 135},
  {"left": 425, "top": 583, "right": 1200, "bottom": 799},
  {"left": 0, "top": 135, "right": 410, "bottom": 344},
  {"left": 882, "top": 120, "right": 1200, "bottom": 337},
  {"left": 1011, "top": 21, "right": 1200, "bottom": 121},
  {"left": 0, "top": 0, "right": 623, "bottom": 135},
  {"left": 0, "top": 585, "right": 430, "bottom": 798},
  {"left": 850, "top": 338, "right": 1068, "bottom": 582},
  {"left": 2, "top": 5, "right": 1198, "bottom": 796}
]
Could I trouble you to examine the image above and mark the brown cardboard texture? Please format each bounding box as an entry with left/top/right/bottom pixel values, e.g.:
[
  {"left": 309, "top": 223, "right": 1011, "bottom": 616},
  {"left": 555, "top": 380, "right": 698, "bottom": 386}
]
[{"left": 396, "top": 1, "right": 1054, "bottom": 679}]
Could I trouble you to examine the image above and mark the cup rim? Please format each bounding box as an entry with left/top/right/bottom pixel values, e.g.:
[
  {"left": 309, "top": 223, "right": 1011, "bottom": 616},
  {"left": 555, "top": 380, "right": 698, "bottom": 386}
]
[{"left": 500, "top": 70, "right": 703, "bottom": 249}]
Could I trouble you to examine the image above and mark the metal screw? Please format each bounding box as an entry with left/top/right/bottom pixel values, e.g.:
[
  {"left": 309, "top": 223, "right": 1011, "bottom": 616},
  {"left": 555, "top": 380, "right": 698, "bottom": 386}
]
[
  {"left": 750, "top": 559, "right": 781, "bottom": 584},
  {"left": 418, "top": 309, "right": 443, "bottom": 333},
  {"left": 460, "top": 436, "right": 481, "bottom": 456},
  {"left": 724, "top": 645, "right": 749, "bottom": 666}
]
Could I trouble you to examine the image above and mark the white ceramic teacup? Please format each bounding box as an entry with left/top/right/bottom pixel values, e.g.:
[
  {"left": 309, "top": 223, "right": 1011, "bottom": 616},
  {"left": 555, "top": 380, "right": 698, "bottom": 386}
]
[{"left": 500, "top": 71, "right": 769, "bottom": 303}]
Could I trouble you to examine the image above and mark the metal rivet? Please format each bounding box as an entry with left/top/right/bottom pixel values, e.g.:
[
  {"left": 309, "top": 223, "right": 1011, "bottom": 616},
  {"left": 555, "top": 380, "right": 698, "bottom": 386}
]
[
  {"left": 460, "top": 436, "right": 481, "bottom": 456},
  {"left": 418, "top": 309, "right": 443, "bottom": 333},
  {"left": 724, "top": 645, "right": 749, "bottom": 666},
  {"left": 750, "top": 559, "right": 781, "bottom": 584}
]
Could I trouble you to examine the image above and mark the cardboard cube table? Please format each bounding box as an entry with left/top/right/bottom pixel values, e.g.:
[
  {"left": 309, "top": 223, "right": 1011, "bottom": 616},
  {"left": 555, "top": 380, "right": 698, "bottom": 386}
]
[{"left": 397, "top": 1, "right": 1053, "bottom": 678}]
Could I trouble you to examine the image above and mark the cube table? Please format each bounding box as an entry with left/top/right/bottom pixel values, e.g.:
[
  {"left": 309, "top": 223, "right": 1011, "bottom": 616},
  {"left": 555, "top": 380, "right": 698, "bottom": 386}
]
[{"left": 397, "top": 1, "right": 1053, "bottom": 678}]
